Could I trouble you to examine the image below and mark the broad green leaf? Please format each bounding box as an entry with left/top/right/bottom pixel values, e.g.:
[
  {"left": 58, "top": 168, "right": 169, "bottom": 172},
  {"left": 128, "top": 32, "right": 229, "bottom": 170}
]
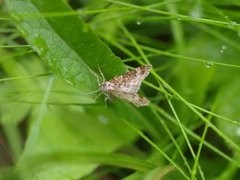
[
  {"left": 4, "top": 0, "right": 150, "bottom": 179},
  {"left": 0, "top": 50, "right": 42, "bottom": 165},
  {"left": 215, "top": 78, "right": 240, "bottom": 146},
  {"left": 5, "top": 0, "right": 126, "bottom": 94},
  {"left": 16, "top": 105, "right": 139, "bottom": 179},
  {"left": 0, "top": 49, "right": 35, "bottom": 124}
]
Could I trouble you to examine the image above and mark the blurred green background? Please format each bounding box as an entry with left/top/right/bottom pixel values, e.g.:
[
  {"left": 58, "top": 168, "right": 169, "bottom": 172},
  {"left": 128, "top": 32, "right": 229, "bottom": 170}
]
[{"left": 1, "top": 0, "right": 240, "bottom": 179}]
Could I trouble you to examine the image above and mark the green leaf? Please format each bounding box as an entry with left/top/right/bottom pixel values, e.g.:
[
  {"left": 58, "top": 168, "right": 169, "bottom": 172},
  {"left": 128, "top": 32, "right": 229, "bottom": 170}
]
[
  {"left": 0, "top": 49, "right": 37, "bottom": 124},
  {"left": 215, "top": 78, "right": 240, "bottom": 146},
  {"left": 5, "top": 0, "right": 126, "bottom": 93},
  {"left": 16, "top": 105, "right": 139, "bottom": 179}
]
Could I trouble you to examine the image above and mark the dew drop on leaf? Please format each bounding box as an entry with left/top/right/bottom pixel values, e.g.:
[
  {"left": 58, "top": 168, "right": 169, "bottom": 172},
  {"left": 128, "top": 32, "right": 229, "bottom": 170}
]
[
  {"left": 220, "top": 45, "right": 227, "bottom": 53},
  {"left": 228, "top": 21, "right": 237, "bottom": 29},
  {"left": 98, "top": 114, "right": 108, "bottom": 125},
  {"left": 237, "top": 30, "right": 240, "bottom": 37},
  {"left": 136, "top": 16, "right": 143, "bottom": 25},
  {"left": 65, "top": 79, "right": 74, "bottom": 86},
  {"left": 224, "top": 15, "right": 229, "bottom": 20},
  {"left": 32, "top": 34, "right": 48, "bottom": 57},
  {"left": 204, "top": 61, "right": 214, "bottom": 68},
  {"left": 236, "top": 128, "right": 240, "bottom": 136},
  {"left": 176, "top": 16, "right": 181, "bottom": 20},
  {"left": 189, "top": 6, "right": 202, "bottom": 18}
]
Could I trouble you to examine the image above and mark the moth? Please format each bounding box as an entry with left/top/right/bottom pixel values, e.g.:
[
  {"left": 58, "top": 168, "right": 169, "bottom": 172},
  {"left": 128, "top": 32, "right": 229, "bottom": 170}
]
[{"left": 98, "top": 64, "right": 152, "bottom": 107}]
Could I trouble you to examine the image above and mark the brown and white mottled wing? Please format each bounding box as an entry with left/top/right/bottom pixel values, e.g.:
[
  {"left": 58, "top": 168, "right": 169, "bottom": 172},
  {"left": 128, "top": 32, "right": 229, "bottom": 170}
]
[
  {"left": 107, "top": 64, "right": 152, "bottom": 93},
  {"left": 109, "top": 90, "right": 150, "bottom": 106}
]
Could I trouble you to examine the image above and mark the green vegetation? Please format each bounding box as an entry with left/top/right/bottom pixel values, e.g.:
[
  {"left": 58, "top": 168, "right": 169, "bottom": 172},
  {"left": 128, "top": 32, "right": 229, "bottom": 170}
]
[{"left": 1, "top": 0, "right": 240, "bottom": 179}]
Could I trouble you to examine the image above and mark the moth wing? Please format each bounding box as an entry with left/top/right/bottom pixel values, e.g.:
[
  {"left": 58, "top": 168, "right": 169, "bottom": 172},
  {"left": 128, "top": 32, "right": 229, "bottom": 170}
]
[
  {"left": 109, "top": 90, "right": 150, "bottom": 106},
  {"left": 107, "top": 64, "right": 152, "bottom": 93}
]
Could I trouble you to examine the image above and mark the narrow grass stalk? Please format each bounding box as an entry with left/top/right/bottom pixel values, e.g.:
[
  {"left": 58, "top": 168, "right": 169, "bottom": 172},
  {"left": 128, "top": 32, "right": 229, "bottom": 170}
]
[
  {"left": 191, "top": 120, "right": 210, "bottom": 179},
  {"left": 149, "top": 70, "right": 240, "bottom": 152},
  {"left": 24, "top": 76, "right": 54, "bottom": 151},
  {"left": 121, "top": 118, "right": 190, "bottom": 180},
  {"left": 118, "top": 22, "right": 150, "bottom": 65},
  {"left": 157, "top": 108, "right": 240, "bottom": 167},
  {"left": 151, "top": 105, "right": 193, "bottom": 175},
  {"left": 0, "top": 73, "right": 50, "bottom": 82},
  {"left": 115, "top": 38, "right": 240, "bottom": 69},
  {"left": 167, "top": 99, "right": 205, "bottom": 179},
  {"left": 189, "top": 103, "right": 240, "bottom": 127},
  {"left": 107, "top": 0, "right": 239, "bottom": 29}
]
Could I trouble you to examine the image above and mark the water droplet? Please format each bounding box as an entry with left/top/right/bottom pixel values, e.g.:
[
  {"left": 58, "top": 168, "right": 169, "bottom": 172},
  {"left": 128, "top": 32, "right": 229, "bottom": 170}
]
[
  {"left": 34, "top": 33, "right": 39, "bottom": 38},
  {"left": 189, "top": 6, "right": 202, "bottom": 18},
  {"left": 65, "top": 79, "right": 74, "bottom": 86},
  {"left": 228, "top": 21, "right": 237, "bottom": 29},
  {"left": 98, "top": 115, "right": 108, "bottom": 125},
  {"left": 136, "top": 16, "right": 143, "bottom": 25},
  {"left": 32, "top": 34, "right": 48, "bottom": 57},
  {"left": 236, "top": 128, "right": 240, "bottom": 136},
  {"left": 237, "top": 28, "right": 240, "bottom": 37},
  {"left": 220, "top": 45, "right": 227, "bottom": 53},
  {"left": 204, "top": 61, "right": 214, "bottom": 68},
  {"left": 176, "top": 16, "right": 181, "bottom": 20}
]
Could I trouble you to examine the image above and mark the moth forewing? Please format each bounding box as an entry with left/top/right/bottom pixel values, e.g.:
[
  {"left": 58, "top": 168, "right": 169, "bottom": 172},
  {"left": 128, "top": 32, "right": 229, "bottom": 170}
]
[{"left": 100, "top": 64, "right": 152, "bottom": 106}]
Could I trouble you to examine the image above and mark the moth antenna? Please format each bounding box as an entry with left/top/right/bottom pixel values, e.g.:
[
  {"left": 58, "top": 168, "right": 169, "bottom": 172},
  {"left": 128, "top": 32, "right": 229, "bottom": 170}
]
[
  {"left": 87, "top": 65, "right": 101, "bottom": 85},
  {"left": 86, "top": 65, "right": 109, "bottom": 106},
  {"left": 98, "top": 65, "right": 105, "bottom": 82}
]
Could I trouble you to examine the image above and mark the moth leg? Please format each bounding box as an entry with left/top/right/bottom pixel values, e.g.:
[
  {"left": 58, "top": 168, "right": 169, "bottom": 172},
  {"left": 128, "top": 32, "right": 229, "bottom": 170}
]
[
  {"left": 104, "top": 97, "right": 108, "bottom": 108},
  {"left": 133, "top": 103, "right": 139, "bottom": 107},
  {"left": 92, "top": 91, "right": 108, "bottom": 108},
  {"left": 85, "top": 89, "right": 100, "bottom": 95},
  {"left": 93, "top": 91, "right": 103, "bottom": 101},
  {"left": 102, "top": 92, "right": 110, "bottom": 108},
  {"left": 104, "top": 94, "right": 110, "bottom": 108}
]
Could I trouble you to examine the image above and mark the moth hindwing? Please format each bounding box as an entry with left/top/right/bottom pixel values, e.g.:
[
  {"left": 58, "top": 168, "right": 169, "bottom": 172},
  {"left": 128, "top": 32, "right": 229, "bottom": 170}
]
[{"left": 100, "top": 64, "right": 152, "bottom": 106}]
